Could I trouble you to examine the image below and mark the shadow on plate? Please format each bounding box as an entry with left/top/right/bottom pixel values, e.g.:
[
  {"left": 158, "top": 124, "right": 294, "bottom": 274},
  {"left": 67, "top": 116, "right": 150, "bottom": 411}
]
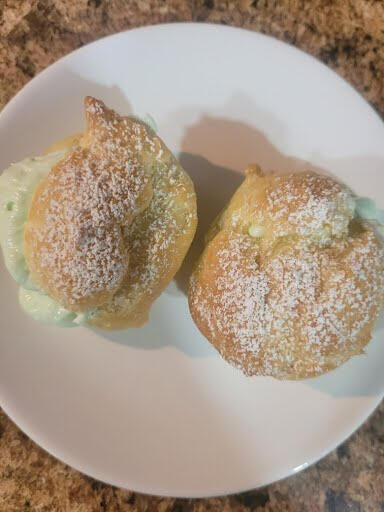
[
  {"left": 92, "top": 308, "right": 217, "bottom": 359},
  {"left": 173, "top": 111, "right": 329, "bottom": 294},
  {"left": 173, "top": 153, "right": 243, "bottom": 294},
  {"left": 54, "top": 68, "right": 134, "bottom": 118},
  {"left": 2, "top": 71, "right": 135, "bottom": 164}
]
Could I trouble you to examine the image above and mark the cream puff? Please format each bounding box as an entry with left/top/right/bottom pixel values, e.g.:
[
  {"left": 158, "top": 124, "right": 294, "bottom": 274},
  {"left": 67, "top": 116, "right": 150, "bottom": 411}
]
[
  {"left": 0, "top": 97, "right": 197, "bottom": 329},
  {"left": 189, "top": 166, "right": 384, "bottom": 379}
]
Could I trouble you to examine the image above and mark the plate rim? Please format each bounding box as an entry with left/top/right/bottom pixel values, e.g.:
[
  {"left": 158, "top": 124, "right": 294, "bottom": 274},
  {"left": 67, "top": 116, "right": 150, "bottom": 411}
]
[
  {"left": 1, "top": 22, "right": 382, "bottom": 134},
  {"left": 0, "top": 21, "right": 384, "bottom": 498}
]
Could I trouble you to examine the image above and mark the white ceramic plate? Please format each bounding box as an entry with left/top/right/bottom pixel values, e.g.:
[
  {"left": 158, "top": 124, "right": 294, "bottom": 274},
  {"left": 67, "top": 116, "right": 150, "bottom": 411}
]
[{"left": 1, "top": 23, "right": 384, "bottom": 498}]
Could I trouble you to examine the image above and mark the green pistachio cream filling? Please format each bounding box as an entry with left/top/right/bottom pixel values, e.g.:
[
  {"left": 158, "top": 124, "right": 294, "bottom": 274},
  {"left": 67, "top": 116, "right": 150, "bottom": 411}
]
[{"left": 0, "top": 151, "right": 92, "bottom": 327}]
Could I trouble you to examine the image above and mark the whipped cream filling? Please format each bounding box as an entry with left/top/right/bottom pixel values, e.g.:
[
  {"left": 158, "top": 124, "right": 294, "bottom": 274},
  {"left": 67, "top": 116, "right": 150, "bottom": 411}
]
[
  {"left": 0, "top": 151, "right": 92, "bottom": 327},
  {"left": 355, "top": 197, "right": 384, "bottom": 237}
]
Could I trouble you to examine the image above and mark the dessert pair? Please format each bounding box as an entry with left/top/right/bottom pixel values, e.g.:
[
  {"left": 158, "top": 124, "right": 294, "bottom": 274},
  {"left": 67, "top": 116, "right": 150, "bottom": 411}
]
[{"left": 1, "top": 98, "right": 383, "bottom": 379}]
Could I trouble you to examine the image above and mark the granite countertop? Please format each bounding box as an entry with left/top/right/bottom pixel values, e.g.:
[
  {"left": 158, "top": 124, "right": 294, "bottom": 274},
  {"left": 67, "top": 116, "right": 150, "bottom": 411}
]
[{"left": 1, "top": 1, "right": 384, "bottom": 511}]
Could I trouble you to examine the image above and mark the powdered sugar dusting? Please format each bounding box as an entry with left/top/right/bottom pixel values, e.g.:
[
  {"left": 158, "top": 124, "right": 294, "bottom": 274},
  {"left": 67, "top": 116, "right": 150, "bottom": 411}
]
[
  {"left": 190, "top": 172, "right": 384, "bottom": 379},
  {"left": 26, "top": 97, "right": 158, "bottom": 309},
  {"left": 266, "top": 173, "right": 355, "bottom": 243},
  {"left": 96, "top": 157, "right": 196, "bottom": 322}
]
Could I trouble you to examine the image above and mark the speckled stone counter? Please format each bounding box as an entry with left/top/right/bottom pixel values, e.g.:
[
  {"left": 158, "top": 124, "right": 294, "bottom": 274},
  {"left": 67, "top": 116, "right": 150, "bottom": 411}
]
[{"left": 1, "top": 1, "right": 384, "bottom": 511}]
